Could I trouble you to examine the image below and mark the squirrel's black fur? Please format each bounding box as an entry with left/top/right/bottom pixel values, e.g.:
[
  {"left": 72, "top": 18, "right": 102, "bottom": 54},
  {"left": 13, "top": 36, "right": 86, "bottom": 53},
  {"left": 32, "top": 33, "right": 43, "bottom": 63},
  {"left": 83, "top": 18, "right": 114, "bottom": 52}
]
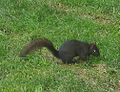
[{"left": 19, "top": 38, "right": 100, "bottom": 64}]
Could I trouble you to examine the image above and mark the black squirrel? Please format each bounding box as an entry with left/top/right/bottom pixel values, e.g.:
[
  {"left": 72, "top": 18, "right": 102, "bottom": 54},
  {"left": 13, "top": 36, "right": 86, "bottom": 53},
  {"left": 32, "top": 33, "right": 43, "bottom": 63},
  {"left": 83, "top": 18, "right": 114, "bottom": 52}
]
[{"left": 19, "top": 38, "right": 100, "bottom": 64}]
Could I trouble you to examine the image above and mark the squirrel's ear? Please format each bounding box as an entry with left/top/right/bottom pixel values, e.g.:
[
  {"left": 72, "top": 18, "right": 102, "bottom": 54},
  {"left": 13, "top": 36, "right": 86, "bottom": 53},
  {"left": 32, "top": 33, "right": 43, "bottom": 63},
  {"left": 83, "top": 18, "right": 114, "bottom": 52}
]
[{"left": 90, "top": 43, "right": 96, "bottom": 49}]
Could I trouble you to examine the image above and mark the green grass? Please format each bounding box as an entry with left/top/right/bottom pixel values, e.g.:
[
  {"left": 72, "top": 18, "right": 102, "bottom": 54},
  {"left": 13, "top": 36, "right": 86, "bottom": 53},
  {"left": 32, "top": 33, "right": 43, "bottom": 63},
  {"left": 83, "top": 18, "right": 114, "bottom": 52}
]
[{"left": 0, "top": 0, "right": 120, "bottom": 92}]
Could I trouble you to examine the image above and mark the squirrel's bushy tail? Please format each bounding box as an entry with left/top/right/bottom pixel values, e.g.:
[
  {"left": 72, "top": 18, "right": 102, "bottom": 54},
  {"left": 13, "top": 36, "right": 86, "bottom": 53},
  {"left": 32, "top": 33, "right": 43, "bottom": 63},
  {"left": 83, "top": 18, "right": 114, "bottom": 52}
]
[{"left": 19, "top": 38, "right": 59, "bottom": 58}]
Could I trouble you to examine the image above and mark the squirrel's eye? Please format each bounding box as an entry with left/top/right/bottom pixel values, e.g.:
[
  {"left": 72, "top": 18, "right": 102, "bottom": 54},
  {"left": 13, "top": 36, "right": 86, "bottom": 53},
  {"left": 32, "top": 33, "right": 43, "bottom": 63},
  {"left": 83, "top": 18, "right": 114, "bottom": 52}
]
[{"left": 93, "top": 50, "right": 96, "bottom": 52}]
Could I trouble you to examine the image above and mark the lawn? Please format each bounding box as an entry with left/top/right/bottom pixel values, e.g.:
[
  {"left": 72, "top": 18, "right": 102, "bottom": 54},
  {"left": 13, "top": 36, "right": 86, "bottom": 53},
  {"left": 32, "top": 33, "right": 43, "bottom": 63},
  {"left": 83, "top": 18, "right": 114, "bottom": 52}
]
[{"left": 0, "top": 0, "right": 120, "bottom": 92}]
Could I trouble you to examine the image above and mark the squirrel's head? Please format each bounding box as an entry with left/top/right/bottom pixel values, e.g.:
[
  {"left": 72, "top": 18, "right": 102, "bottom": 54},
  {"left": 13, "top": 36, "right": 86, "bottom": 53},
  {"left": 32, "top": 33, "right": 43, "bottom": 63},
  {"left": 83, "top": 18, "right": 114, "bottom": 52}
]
[{"left": 89, "top": 43, "right": 100, "bottom": 57}]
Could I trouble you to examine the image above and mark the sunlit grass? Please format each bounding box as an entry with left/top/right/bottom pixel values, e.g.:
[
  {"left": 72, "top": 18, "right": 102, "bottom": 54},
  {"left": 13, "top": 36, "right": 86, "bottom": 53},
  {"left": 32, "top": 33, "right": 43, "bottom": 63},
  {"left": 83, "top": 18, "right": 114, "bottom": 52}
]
[{"left": 0, "top": 0, "right": 120, "bottom": 92}]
